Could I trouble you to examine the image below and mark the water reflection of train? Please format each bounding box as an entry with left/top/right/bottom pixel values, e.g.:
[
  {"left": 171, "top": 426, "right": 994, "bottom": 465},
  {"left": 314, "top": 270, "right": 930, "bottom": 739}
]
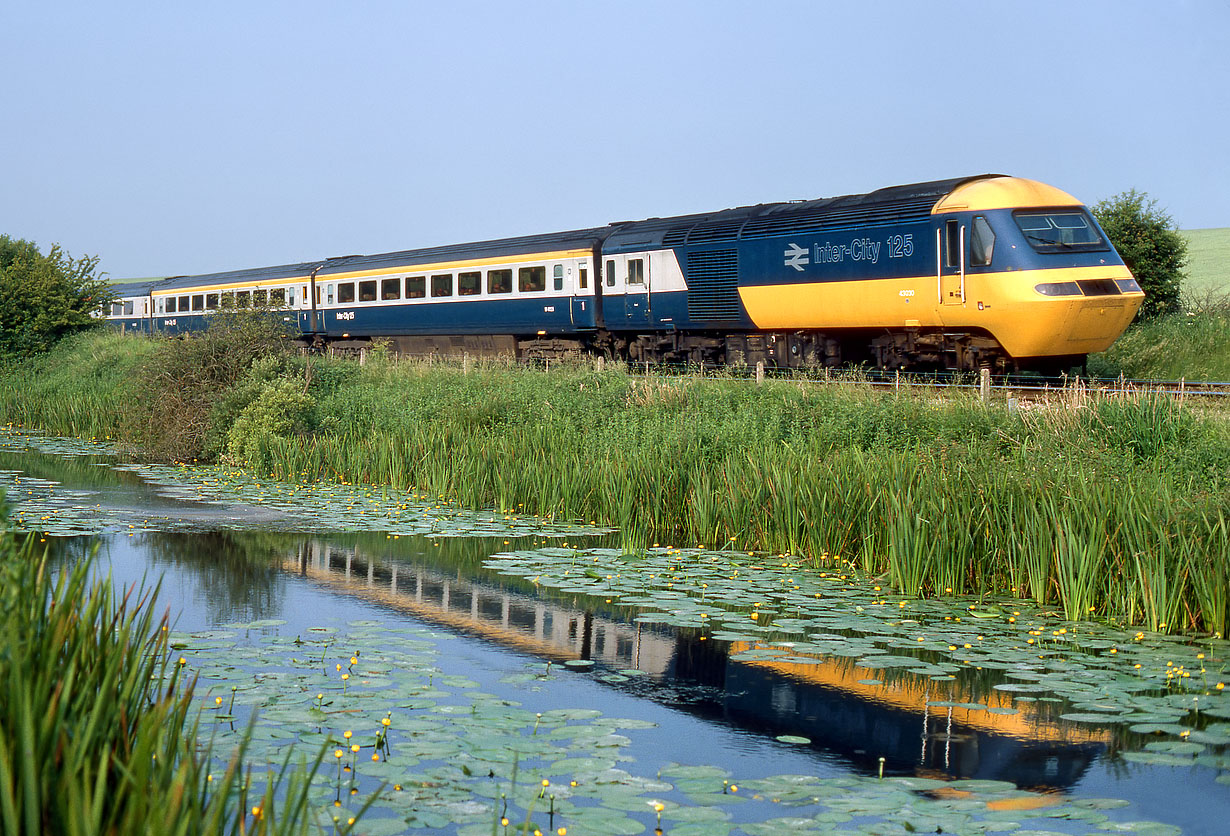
[{"left": 282, "top": 535, "right": 1110, "bottom": 790}]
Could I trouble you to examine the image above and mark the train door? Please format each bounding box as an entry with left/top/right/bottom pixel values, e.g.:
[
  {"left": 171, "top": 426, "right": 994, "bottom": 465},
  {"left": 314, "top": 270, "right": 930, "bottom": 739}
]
[
  {"left": 937, "top": 219, "right": 966, "bottom": 311},
  {"left": 569, "top": 260, "right": 595, "bottom": 328},
  {"left": 624, "top": 255, "right": 650, "bottom": 326},
  {"left": 604, "top": 255, "right": 625, "bottom": 326},
  {"left": 295, "top": 281, "right": 313, "bottom": 333}
]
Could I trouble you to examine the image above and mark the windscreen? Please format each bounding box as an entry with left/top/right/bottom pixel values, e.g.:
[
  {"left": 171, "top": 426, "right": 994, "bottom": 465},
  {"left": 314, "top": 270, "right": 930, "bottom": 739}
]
[{"left": 1013, "top": 210, "right": 1108, "bottom": 252}]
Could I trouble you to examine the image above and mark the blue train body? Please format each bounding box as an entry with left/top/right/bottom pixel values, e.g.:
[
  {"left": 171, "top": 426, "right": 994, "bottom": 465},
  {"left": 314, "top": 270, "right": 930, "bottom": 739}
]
[{"left": 101, "top": 175, "right": 1143, "bottom": 371}]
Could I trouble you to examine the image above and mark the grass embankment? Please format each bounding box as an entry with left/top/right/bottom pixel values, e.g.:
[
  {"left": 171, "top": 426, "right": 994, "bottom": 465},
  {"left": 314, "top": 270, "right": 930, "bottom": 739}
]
[
  {"left": 0, "top": 524, "right": 333, "bottom": 834},
  {"left": 2, "top": 328, "right": 1229, "bottom": 637},
  {"left": 1088, "top": 227, "right": 1230, "bottom": 380}
]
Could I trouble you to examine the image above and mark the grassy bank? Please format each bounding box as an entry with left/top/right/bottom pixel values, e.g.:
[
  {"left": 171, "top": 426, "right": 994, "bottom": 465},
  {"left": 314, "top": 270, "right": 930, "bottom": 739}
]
[
  {"left": 1087, "top": 227, "right": 1230, "bottom": 380},
  {"left": 1087, "top": 307, "right": 1230, "bottom": 380},
  {"left": 3, "top": 329, "right": 1229, "bottom": 635}
]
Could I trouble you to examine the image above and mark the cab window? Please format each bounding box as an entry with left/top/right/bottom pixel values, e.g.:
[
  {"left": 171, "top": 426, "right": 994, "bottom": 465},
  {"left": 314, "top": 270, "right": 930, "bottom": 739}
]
[{"left": 1014, "top": 210, "right": 1108, "bottom": 252}]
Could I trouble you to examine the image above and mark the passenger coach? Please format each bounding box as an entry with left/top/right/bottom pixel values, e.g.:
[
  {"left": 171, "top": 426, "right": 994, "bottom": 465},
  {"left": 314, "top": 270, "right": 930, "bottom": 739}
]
[{"left": 104, "top": 174, "right": 1144, "bottom": 372}]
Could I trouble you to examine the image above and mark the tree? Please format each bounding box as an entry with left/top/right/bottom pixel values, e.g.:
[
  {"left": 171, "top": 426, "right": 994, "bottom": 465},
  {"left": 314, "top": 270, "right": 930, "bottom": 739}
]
[
  {"left": 1090, "top": 190, "right": 1187, "bottom": 321},
  {"left": 0, "top": 235, "right": 113, "bottom": 357}
]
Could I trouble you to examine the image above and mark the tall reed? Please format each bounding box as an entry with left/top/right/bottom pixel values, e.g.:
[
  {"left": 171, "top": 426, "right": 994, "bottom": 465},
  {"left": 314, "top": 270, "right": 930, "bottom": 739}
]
[
  {"left": 0, "top": 530, "right": 340, "bottom": 835},
  {"left": 5, "top": 335, "right": 1229, "bottom": 636}
]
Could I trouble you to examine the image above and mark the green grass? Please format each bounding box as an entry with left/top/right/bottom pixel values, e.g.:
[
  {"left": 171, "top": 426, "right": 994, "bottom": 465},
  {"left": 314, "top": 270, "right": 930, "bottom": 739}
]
[
  {"left": 0, "top": 329, "right": 153, "bottom": 440},
  {"left": 225, "top": 355, "right": 1230, "bottom": 635},
  {"left": 6, "top": 330, "right": 1230, "bottom": 636},
  {"left": 1086, "top": 228, "right": 1230, "bottom": 380},
  {"left": 1087, "top": 308, "right": 1230, "bottom": 380},
  {"left": 1182, "top": 227, "right": 1230, "bottom": 300}
]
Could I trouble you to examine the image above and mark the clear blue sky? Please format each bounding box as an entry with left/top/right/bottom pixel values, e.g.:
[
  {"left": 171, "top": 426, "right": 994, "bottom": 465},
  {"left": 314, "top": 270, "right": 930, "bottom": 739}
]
[{"left": 2, "top": 1, "right": 1226, "bottom": 279}]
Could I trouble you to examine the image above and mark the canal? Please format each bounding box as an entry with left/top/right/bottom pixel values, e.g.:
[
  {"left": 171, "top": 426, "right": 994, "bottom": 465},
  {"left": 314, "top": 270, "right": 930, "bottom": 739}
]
[{"left": 2, "top": 429, "right": 1228, "bottom": 835}]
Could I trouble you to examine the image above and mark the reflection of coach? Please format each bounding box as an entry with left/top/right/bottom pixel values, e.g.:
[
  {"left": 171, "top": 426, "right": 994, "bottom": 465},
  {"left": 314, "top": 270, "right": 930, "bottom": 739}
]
[{"left": 102, "top": 175, "right": 1143, "bottom": 373}]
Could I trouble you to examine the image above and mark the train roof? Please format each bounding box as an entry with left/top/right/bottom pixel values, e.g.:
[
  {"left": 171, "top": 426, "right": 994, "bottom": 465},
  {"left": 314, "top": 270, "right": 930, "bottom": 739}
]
[
  {"left": 314, "top": 227, "right": 611, "bottom": 278},
  {"left": 109, "top": 174, "right": 1007, "bottom": 290},
  {"left": 107, "top": 277, "right": 176, "bottom": 297},
  {"left": 602, "top": 174, "right": 1004, "bottom": 252}
]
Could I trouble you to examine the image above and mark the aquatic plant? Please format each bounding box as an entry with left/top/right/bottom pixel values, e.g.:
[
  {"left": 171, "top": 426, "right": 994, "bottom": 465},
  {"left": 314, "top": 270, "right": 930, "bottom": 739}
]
[
  {"left": 0, "top": 528, "right": 345, "bottom": 835},
  {"left": 3, "top": 338, "right": 1229, "bottom": 634}
]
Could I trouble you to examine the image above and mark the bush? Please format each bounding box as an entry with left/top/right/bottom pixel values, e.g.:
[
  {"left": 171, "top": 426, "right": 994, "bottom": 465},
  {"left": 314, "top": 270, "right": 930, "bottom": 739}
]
[
  {"left": 0, "top": 236, "right": 111, "bottom": 359},
  {"left": 129, "top": 308, "right": 296, "bottom": 461}
]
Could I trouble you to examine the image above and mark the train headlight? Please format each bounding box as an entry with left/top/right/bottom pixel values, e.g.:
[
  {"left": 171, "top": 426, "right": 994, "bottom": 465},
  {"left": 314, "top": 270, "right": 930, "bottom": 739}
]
[
  {"left": 1114, "top": 278, "right": 1143, "bottom": 293},
  {"left": 1034, "top": 282, "right": 1082, "bottom": 296}
]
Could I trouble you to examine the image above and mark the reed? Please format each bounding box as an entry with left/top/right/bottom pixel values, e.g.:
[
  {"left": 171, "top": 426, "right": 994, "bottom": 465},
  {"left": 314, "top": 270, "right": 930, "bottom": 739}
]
[
  {"left": 4, "top": 333, "right": 1229, "bottom": 635},
  {"left": 0, "top": 529, "right": 342, "bottom": 835}
]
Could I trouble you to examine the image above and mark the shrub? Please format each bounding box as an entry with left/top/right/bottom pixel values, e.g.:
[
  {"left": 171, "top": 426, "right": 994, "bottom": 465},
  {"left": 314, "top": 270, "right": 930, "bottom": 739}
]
[{"left": 0, "top": 236, "right": 111, "bottom": 359}]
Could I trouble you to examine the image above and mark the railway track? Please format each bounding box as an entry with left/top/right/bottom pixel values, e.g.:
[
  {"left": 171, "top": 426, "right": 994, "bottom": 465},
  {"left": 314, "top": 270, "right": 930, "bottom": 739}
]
[{"left": 385, "top": 349, "right": 1230, "bottom": 398}]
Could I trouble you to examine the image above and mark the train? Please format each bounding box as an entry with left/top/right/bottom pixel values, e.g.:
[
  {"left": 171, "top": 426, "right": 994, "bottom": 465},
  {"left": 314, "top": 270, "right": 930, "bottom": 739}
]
[{"left": 102, "top": 174, "right": 1144, "bottom": 372}]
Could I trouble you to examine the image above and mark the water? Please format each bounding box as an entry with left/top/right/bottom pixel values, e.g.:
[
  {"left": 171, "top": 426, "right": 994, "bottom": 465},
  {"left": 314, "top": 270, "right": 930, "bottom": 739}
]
[{"left": 3, "top": 438, "right": 1228, "bottom": 835}]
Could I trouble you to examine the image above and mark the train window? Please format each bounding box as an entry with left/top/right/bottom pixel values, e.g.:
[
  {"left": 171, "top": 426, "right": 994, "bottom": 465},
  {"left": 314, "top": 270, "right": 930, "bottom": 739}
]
[
  {"left": 235, "top": 291, "right": 250, "bottom": 307},
  {"left": 431, "top": 274, "right": 453, "bottom": 297},
  {"left": 124, "top": 300, "right": 134, "bottom": 316},
  {"left": 552, "top": 264, "right": 564, "bottom": 291},
  {"left": 315, "top": 286, "right": 322, "bottom": 305},
  {"left": 381, "top": 278, "right": 401, "bottom": 300},
  {"left": 337, "top": 283, "right": 355, "bottom": 304},
  {"left": 406, "top": 276, "right": 426, "bottom": 298},
  {"left": 269, "top": 288, "right": 285, "bottom": 305},
  {"left": 605, "top": 260, "right": 615, "bottom": 287},
  {"left": 166, "top": 297, "right": 177, "bottom": 313},
  {"left": 627, "top": 258, "right": 644, "bottom": 285},
  {"left": 458, "top": 271, "right": 481, "bottom": 296},
  {"left": 325, "top": 285, "right": 334, "bottom": 305},
  {"left": 206, "top": 293, "right": 219, "bottom": 310},
  {"left": 288, "top": 286, "right": 296, "bottom": 306},
  {"left": 487, "top": 269, "right": 512, "bottom": 294},
  {"left": 579, "top": 266, "right": 588, "bottom": 290},
  {"left": 191, "top": 295, "right": 204, "bottom": 311},
  {"left": 156, "top": 298, "right": 165, "bottom": 314},
  {"left": 252, "top": 290, "right": 267, "bottom": 306},
  {"left": 358, "top": 280, "right": 377, "bottom": 302},
  {"left": 518, "top": 266, "right": 546, "bottom": 293},
  {"left": 110, "top": 302, "right": 123, "bottom": 316},
  {"left": 1013, "top": 211, "right": 1108, "bottom": 252},
  {"left": 944, "top": 221, "right": 960, "bottom": 269},
  {"left": 970, "top": 216, "right": 996, "bottom": 266}
]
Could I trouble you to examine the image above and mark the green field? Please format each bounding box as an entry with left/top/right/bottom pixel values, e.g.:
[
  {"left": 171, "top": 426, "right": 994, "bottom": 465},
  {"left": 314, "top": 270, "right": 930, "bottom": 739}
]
[{"left": 1182, "top": 227, "right": 1230, "bottom": 300}]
